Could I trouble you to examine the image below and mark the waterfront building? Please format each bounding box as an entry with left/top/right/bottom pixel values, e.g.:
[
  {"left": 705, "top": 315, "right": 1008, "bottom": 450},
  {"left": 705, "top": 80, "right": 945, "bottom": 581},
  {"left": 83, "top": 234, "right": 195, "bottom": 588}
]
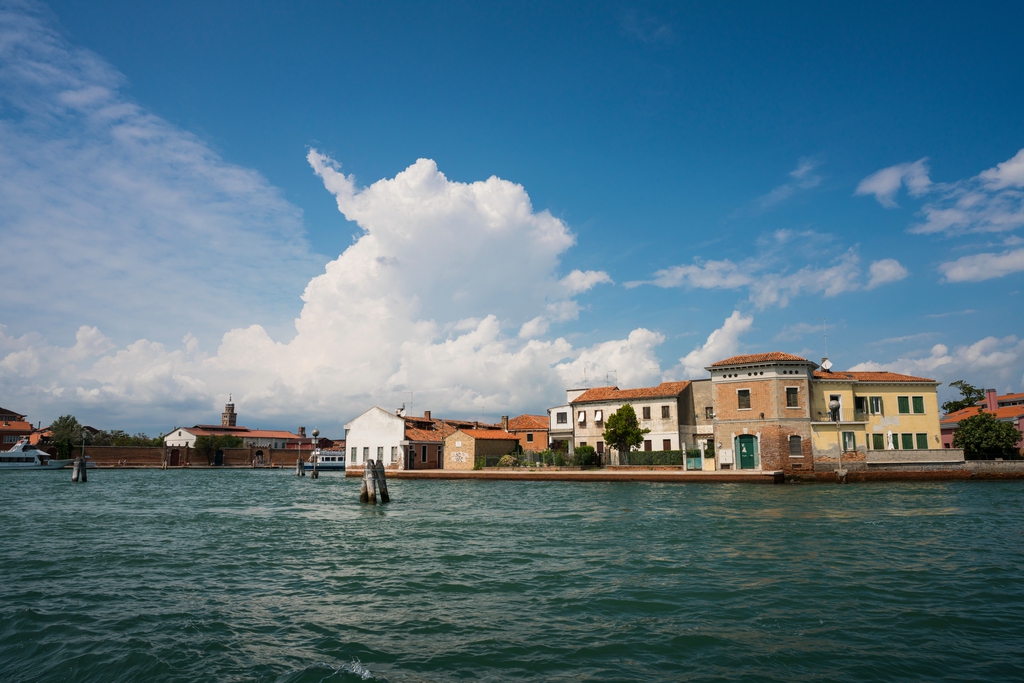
[
  {"left": 569, "top": 381, "right": 696, "bottom": 465},
  {"left": 506, "top": 414, "right": 549, "bottom": 452},
  {"left": 941, "top": 389, "right": 1024, "bottom": 450},
  {"left": 443, "top": 428, "right": 519, "bottom": 470},
  {"left": 163, "top": 399, "right": 301, "bottom": 449},
  {"left": 0, "top": 406, "right": 34, "bottom": 450}
]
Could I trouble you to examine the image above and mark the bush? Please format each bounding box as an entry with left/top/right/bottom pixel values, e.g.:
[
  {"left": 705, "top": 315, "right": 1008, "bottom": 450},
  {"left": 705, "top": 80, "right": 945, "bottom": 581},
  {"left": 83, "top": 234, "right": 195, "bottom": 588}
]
[
  {"left": 553, "top": 451, "right": 566, "bottom": 467},
  {"left": 496, "top": 454, "right": 520, "bottom": 467},
  {"left": 571, "top": 445, "right": 599, "bottom": 468},
  {"left": 621, "top": 450, "right": 687, "bottom": 466}
]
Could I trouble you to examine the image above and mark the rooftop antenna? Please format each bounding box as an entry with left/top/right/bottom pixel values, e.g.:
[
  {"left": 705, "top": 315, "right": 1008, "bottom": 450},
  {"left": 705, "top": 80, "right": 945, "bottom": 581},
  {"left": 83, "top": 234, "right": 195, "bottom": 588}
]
[{"left": 817, "top": 317, "right": 833, "bottom": 372}]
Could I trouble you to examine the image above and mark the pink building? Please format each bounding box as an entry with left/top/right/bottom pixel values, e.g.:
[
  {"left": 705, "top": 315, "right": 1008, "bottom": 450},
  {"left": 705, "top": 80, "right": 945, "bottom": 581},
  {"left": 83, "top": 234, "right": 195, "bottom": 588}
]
[{"left": 941, "top": 389, "right": 1024, "bottom": 450}]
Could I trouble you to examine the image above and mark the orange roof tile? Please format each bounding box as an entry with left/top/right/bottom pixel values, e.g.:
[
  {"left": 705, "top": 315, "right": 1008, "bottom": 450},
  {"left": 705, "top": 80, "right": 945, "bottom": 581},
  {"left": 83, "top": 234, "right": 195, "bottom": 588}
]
[
  {"left": 458, "top": 429, "right": 518, "bottom": 440},
  {"left": 571, "top": 381, "right": 691, "bottom": 404},
  {"left": 405, "top": 424, "right": 458, "bottom": 442},
  {"left": 711, "top": 352, "right": 809, "bottom": 366},
  {"left": 508, "top": 414, "right": 548, "bottom": 431},
  {"left": 812, "top": 371, "right": 936, "bottom": 383},
  {"left": 941, "top": 404, "right": 1024, "bottom": 425},
  {"left": 0, "top": 421, "right": 34, "bottom": 432}
]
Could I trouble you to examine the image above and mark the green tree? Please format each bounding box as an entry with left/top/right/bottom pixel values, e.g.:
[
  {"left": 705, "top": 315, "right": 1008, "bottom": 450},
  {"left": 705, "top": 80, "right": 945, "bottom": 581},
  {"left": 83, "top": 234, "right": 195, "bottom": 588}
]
[
  {"left": 572, "top": 444, "right": 598, "bottom": 468},
  {"left": 952, "top": 411, "right": 1021, "bottom": 459},
  {"left": 941, "top": 380, "right": 986, "bottom": 415},
  {"left": 194, "top": 435, "right": 244, "bottom": 464},
  {"left": 602, "top": 403, "right": 649, "bottom": 464},
  {"left": 49, "top": 414, "right": 83, "bottom": 459}
]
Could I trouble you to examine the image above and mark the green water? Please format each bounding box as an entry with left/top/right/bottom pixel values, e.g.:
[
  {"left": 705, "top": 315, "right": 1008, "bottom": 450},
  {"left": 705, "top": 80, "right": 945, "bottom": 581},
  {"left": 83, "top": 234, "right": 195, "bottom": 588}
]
[{"left": 2, "top": 471, "right": 1023, "bottom": 682}]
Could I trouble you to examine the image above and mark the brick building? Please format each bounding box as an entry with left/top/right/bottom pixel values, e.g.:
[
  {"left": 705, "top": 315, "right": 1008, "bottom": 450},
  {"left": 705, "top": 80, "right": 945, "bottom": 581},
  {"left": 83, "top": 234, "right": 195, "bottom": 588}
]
[
  {"left": 443, "top": 428, "right": 519, "bottom": 470},
  {"left": 941, "top": 389, "right": 1024, "bottom": 451},
  {"left": 507, "top": 414, "right": 549, "bottom": 452},
  {"left": 0, "top": 406, "right": 34, "bottom": 450}
]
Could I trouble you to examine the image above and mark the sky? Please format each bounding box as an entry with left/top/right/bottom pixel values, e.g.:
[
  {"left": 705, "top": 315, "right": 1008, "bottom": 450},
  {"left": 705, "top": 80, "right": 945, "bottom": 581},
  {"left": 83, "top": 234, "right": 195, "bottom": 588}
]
[{"left": 1, "top": 0, "right": 1023, "bottom": 437}]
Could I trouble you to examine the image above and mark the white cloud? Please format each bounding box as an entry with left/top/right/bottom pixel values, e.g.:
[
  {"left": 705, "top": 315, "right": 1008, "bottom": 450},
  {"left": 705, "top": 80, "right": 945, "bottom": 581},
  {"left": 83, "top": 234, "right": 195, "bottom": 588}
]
[
  {"left": 666, "top": 311, "right": 753, "bottom": 379},
  {"left": 979, "top": 148, "right": 1024, "bottom": 190},
  {"left": 0, "top": 152, "right": 667, "bottom": 432},
  {"left": 630, "top": 250, "right": 908, "bottom": 308},
  {"left": 756, "top": 157, "right": 823, "bottom": 209},
  {"left": 855, "top": 158, "right": 931, "bottom": 208},
  {"left": 0, "top": 2, "right": 321, "bottom": 346},
  {"left": 849, "top": 336, "right": 1024, "bottom": 392},
  {"left": 560, "top": 269, "right": 614, "bottom": 294},
  {"left": 938, "top": 248, "right": 1024, "bottom": 282},
  {"left": 866, "top": 258, "right": 910, "bottom": 289}
]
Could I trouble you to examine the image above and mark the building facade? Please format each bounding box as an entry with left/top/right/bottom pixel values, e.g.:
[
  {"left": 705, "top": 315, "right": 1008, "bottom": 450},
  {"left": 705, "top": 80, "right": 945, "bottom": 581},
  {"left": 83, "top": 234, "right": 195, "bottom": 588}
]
[
  {"left": 443, "top": 429, "right": 519, "bottom": 470},
  {"left": 941, "top": 389, "right": 1024, "bottom": 451},
  {"left": 0, "top": 406, "right": 34, "bottom": 450},
  {"left": 507, "top": 414, "right": 549, "bottom": 452}
]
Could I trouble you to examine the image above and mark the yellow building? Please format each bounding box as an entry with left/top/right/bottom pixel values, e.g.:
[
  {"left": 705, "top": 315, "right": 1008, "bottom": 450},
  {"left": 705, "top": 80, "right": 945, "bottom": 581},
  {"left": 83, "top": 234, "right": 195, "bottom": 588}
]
[{"left": 810, "top": 370, "right": 942, "bottom": 467}]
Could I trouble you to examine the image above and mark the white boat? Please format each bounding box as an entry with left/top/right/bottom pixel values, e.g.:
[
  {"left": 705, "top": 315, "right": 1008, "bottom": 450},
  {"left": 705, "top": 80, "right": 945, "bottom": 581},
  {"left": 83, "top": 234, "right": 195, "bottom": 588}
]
[
  {"left": 304, "top": 449, "right": 346, "bottom": 472},
  {"left": 0, "top": 440, "right": 74, "bottom": 470}
]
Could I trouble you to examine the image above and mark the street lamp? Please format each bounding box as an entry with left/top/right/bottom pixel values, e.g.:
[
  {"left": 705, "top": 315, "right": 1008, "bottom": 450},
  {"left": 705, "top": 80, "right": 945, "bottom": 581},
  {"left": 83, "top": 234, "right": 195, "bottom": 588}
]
[{"left": 829, "top": 398, "right": 845, "bottom": 480}]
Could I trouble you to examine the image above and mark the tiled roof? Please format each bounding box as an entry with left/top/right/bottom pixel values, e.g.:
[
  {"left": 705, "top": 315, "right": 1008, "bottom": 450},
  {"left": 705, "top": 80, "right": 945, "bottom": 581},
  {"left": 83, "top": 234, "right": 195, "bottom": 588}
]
[
  {"left": 459, "top": 429, "right": 518, "bottom": 440},
  {"left": 998, "top": 392, "right": 1024, "bottom": 403},
  {"left": 0, "top": 407, "right": 27, "bottom": 419},
  {"left": 571, "top": 381, "right": 691, "bottom": 404},
  {"left": 711, "top": 352, "right": 809, "bottom": 367},
  {"left": 941, "top": 405, "right": 1024, "bottom": 425},
  {"left": 508, "top": 414, "right": 548, "bottom": 430},
  {"left": 812, "top": 371, "right": 936, "bottom": 383},
  {"left": 0, "top": 421, "right": 33, "bottom": 431},
  {"left": 405, "top": 424, "right": 458, "bottom": 442},
  {"left": 182, "top": 426, "right": 300, "bottom": 439}
]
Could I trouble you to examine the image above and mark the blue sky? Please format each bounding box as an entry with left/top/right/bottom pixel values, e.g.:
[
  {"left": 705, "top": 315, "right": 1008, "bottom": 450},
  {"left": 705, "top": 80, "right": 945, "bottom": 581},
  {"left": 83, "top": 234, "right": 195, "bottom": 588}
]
[{"left": 2, "top": 0, "right": 1023, "bottom": 436}]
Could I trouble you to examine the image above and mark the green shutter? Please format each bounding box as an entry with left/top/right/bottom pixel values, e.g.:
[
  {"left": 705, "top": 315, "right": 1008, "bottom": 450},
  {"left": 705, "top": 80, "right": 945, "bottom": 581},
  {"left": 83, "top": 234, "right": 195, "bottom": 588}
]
[
  {"left": 916, "top": 433, "right": 928, "bottom": 450},
  {"left": 897, "top": 396, "right": 910, "bottom": 414},
  {"left": 872, "top": 434, "right": 885, "bottom": 450},
  {"left": 901, "top": 433, "right": 914, "bottom": 450},
  {"left": 912, "top": 396, "right": 925, "bottom": 414}
]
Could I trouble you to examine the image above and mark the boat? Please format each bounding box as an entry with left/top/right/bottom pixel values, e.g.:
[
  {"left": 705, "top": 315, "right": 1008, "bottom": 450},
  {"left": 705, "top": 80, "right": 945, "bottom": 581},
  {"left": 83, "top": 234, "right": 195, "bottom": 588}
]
[
  {"left": 0, "top": 440, "right": 75, "bottom": 470},
  {"left": 303, "top": 449, "right": 347, "bottom": 472}
]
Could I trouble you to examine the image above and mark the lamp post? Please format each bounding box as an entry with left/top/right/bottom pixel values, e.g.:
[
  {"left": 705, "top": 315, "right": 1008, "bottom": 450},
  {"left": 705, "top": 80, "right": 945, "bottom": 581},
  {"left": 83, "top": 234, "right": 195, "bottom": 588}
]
[{"left": 829, "top": 398, "right": 846, "bottom": 481}]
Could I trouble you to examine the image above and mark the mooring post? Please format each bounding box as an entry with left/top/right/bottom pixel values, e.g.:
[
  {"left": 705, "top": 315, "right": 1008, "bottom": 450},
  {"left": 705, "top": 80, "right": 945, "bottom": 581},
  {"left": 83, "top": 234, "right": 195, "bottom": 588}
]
[
  {"left": 78, "top": 457, "right": 87, "bottom": 482},
  {"left": 296, "top": 456, "right": 305, "bottom": 476},
  {"left": 72, "top": 458, "right": 80, "bottom": 482},
  {"left": 373, "top": 459, "right": 390, "bottom": 503},
  {"left": 363, "top": 461, "right": 377, "bottom": 504},
  {"left": 359, "top": 465, "right": 370, "bottom": 503}
]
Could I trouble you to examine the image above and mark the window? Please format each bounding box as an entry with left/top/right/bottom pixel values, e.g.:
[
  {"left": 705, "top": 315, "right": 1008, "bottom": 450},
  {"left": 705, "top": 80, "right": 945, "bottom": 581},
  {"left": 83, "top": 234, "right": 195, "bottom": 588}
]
[
  {"left": 663, "top": 439, "right": 671, "bottom": 451},
  {"left": 738, "top": 390, "right": 751, "bottom": 410},
  {"left": 644, "top": 439, "right": 652, "bottom": 451},
  {"left": 556, "top": 412, "right": 567, "bottom": 424},
  {"left": 391, "top": 446, "right": 398, "bottom": 463},
  {"left": 916, "top": 433, "right": 929, "bottom": 450},
  {"left": 362, "top": 446, "right": 369, "bottom": 461},
  {"left": 595, "top": 410, "right": 603, "bottom": 423},
  {"left": 642, "top": 406, "right": 651, "bottom": 419},
  {"left": 912, "top": 396, "right": 925, "bottom": 414},
  {"left": 526, "top": 433, "right": 534, "bottom": 443},
  {"left": 786, "top": 387, "right": 799, "bottom": 408},
  {"left": 842, "top": 432, "right": 856, "bottom": 452},
  {"left": 898, "top": 396, "right": 910, "bottom": 414},
  {"left": 900, "top": 433, "right": 914, "bottom": 450},
  {"left": 579, "top": 441, "right": 587, "bottom": 447},
  {"left": 421, "top": 445, "right": 428, "bottom": 463},
  {"left": 872, "top": 434, "right": 885, "bottom": 450},
  {"left": 829, "top": 395, "right": 841, "bottom": 421},
  {"left": 661, "top": 405, "right": 671, "bottom": 419},
  {"left": 596, "top": 441, "right": 604, "bottom": 453},
  {"left": 350, "top": 447, "right": 357, "bottom": 462},
  {"left": 377, "top": 446, "right": 383, "bottom": 460},
  {"left": 855, "top": 396, "right": 867, "bottom": 414},
  {"left": 704, "top": 406, "right": 714, "bottom": 419},
  {"left": 578, "top": 411, "right": 586, "bottom": 425},
  {"left": 3, "top": 435, "right": 17, "bottom": 443},
  {"left": 789, "top": 435, "right": 802, "bottom": 456},
  {"left": 870, "top": 396, "right": 883, "bottom": 415}
]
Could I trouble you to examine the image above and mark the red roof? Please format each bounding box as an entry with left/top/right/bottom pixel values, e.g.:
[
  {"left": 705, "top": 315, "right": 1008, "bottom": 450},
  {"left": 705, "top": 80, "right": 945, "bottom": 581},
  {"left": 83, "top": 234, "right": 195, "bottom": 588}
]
[
  {"left": 941, "top": 404, "right": 1024, "bottom": 425},
  {"left": 405, "top": 424, "right": 458, "bottom": 442},
  {"left": 571, "top": 381, "right": 691, "bottom": 404},
  {"left": 812, "top": 371, "right": 936, "bottom": 383},
  {"left": 711, "top": 352, "right": 809, "bottom": 366},
  {"left": 458, "top": 429, "right": 518, "bottom": 441},
  {"left": 183, "top": 426, "right": 300, "bottom": 439},
  {"left": 508, "top": 414, "right": 548, "bottom": 431}
]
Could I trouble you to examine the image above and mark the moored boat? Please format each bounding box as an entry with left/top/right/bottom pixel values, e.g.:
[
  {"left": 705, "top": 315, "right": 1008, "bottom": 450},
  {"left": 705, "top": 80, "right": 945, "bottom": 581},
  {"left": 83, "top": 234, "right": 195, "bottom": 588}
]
[
  {"left": 303, "top": 449, "right": 346, "bottom": 472},
  {"left": 0, "top": 440, "right": 74, "bottom": 470}
]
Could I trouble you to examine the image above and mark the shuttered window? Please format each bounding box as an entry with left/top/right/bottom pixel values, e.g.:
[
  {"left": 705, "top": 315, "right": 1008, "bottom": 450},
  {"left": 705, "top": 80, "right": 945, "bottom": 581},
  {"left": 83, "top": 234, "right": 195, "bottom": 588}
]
[
  {"left": 898, "top": 396, "right": 910, "bottom": 414},
  {"left": 912, "top": 396, "right": 925, "bottom": 414}
]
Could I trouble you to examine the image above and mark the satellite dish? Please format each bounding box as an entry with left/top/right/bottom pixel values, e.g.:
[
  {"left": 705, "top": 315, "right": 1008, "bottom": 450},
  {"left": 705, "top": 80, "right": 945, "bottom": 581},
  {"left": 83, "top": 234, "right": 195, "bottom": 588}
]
[{"left": 820, "top": 358, "right": 833, "bottom": 371}]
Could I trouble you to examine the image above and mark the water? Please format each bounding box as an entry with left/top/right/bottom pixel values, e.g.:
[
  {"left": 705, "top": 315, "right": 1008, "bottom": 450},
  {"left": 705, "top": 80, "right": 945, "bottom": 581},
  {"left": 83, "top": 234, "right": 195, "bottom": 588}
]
[{"left": 2, "top": 471, "right": 1023, "bottom": 682}]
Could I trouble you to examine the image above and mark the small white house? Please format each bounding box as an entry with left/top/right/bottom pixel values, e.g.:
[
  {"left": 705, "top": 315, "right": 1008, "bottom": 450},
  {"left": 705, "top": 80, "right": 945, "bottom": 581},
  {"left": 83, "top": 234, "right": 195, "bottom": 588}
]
[{"left": 343, "top": 407, "right": 407, "bottom": 469}]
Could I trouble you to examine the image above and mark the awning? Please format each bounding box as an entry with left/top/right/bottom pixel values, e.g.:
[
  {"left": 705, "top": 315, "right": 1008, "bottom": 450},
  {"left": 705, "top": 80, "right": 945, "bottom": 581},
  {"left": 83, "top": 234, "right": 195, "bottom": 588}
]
[{"left": 578, "top": 412, "right": 586, "bottom": 423}]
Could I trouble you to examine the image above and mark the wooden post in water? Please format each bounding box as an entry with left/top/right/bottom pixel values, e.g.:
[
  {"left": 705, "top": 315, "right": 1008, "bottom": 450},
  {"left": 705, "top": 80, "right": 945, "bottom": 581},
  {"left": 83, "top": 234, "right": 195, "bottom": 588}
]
[
  {"left": 296, "top": 456, "right": 305, "bottom": 476},
  {"left": 78, "top": 457, "right": 87, "bottom": 482},
  {"left": 373, "top": 459, "right": 390, "bottom": 503},
  {"left": 359, "top": 464, "right": 370, "bottom": 502},
  {"left": 72, "top": 458, "right": 81, "bottom": 482},
  {"left": 362, "top": 461, "right": 377, "bottom": 503}
]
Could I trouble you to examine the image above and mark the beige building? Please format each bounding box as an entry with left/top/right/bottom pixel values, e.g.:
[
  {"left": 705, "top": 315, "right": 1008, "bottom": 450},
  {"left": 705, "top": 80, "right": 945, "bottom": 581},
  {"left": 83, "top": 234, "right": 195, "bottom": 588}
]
[{"left": 444, "top": 429, "right": 519, "bottom": 470}]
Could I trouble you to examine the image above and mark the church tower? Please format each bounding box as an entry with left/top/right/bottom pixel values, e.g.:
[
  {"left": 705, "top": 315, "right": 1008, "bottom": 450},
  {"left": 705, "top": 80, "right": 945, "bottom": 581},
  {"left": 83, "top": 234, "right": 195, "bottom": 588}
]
[{"left": 222, "top": 394, "right": 237, "bottom": 427}]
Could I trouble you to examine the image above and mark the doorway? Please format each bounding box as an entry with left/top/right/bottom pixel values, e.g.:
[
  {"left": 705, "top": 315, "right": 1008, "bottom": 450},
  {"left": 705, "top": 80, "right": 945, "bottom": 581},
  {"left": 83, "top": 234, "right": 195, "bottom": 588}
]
[{"left": 736, "top": 435, "right": 759, "bottom": 469}]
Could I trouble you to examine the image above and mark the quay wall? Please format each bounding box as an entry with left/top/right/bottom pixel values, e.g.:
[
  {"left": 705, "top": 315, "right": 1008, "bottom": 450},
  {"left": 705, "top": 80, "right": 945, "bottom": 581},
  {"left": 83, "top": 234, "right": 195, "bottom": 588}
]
[{"left": 73, "top": 446, "right": 301, "bottom": 467}]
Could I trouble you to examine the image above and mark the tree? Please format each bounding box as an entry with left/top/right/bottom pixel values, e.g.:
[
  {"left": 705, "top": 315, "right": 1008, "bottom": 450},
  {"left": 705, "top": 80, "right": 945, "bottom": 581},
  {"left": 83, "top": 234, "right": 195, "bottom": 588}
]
[
  {"left": 942, "top": 380, "right": 986, "bottom": 415},
  {"left": 194, "top": 435, "right": 244, "bottom": 464},
  {"left": 49, "top": 414, "right": 83, "bottom": 459},
  {"left": 952, "top": 411, "right": 1021, "bottom": 460},
  {"left": 602, "top": 403, "right": 650, "bottom": 464}
]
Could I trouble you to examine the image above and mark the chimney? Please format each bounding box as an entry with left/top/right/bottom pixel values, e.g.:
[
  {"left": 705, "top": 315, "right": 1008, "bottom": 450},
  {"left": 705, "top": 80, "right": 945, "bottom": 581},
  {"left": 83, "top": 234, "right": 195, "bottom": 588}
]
[
  {"left": 501, "top": 415, "right": 509, "bottom": 430},
  {"left": 298, "top": 426, "right": 306, "bottom": 438},
  {"left": 424, "top": 410, "right": 431, "bottom": 420},
  {"left": 986, "top": 388, "right": 998, "bottom": 411}
]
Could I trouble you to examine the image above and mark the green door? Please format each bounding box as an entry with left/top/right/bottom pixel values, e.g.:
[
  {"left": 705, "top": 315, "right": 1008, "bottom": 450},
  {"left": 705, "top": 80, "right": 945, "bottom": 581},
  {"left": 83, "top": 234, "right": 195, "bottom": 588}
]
[{"left": 736, "top": 435, "right": 758, "bottom": 469}]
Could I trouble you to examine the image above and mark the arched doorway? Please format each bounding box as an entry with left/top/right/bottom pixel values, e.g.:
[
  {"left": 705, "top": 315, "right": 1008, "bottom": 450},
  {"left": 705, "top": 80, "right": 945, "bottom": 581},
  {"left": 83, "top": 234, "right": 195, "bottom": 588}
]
[
  {"left": 169, "top": 448, "right": 180, "bottom": 466},
  {"left": 735, "top": 435, "right": 759, "bottom": 469},
  {"left": 255, "top": 449, "right": 264, "bottom": 466}
]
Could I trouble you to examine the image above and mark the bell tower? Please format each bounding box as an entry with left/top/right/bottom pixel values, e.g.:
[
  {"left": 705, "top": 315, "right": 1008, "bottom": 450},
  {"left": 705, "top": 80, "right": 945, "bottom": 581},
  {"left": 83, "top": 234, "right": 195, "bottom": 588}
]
[{"left": 222, "top": 394, "right": 237, "bottom": 427}]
